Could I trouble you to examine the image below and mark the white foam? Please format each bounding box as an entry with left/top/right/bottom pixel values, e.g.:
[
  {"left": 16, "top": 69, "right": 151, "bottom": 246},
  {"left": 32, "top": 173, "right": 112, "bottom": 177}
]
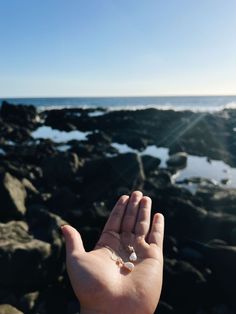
[
  {"left": 38, "top": 101, "right": 236, "bottom": 113},
  {"left": 223, "top": 102, "right": 236, "bottom": 110}
]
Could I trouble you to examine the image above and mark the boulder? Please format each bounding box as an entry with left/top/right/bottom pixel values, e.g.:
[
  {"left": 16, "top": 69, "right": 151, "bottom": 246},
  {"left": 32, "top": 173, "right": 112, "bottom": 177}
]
[
  {"left": 162, "top": 258, "right": 206, "bottom": 313},
  {"left": 0, "top": 172, "right": 27, "bottom": 219},
  {"left": 42, "top": 152, "right": 80, "bottom": 185},
  {"left": 0, "top": 101, "right": 37, "bottom": 129},
  {"left": 19, "top": 291, "right": 39, "bottom": 313},
  {"left": 26, "top": 207, "right": 67, "bottom": 259},
  {"left": 193, "top": 242, "right": 236, "bottom": 309},
  {"left": 80, "top": 153, "right": 145, "bottom": 201},
  {"left": 0, "top": 304, "right": 23, "bottom": 314},
  {"left": 166, "top": 152, "right": 188, "bottom": 169},
  {"left": 206, "top": 189, "right": 236, "bottom": 214},
  {"left": 141, "top": 155, "right": 161, "bottom": 175},
  {"left": 0, "top": 221, "right": 51, "bottom": 287},
  {"left": 0, "top": 209, "right": 66, "bottom": 288}
]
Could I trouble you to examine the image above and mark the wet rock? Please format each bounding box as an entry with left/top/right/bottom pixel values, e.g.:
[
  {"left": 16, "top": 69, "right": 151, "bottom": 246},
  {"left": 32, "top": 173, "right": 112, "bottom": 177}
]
[
  {"left": 162, "top": 258, "right": 206, "bottom": 313},
  {"left": 0, "top": 172, "right": 27, "bottom": 220},
  {"left": 230, "top": 228, "right": 236, "bottom": 245},
  {"left": 164, "top": 236, "right": 179, "bottom": 258},
  {"left": 156, "top": 301, "right": 174, "bottom": 313},
  {"left": 0, "top": 304, "right": 23, "bottom": 314},
  {"left": 152, "top": 170, "right": 172, "bottom": 186},
  {"left": 141, "top": 155, "right": 161, "bottom": 175},
  {"left": 167, "top": 152, "right": 188, "bottom": 169},
  {"left": 42, "top": 152, "right": 80, "bottom": 185},
  {"left": 193, "top": 242, "right": 236, "bottom": 309},
  {"left": 48, "top": 186, "right": 78, "bottom": 211},
  {"left": 0, "top": 221, "right": 51, "bottom": 288},
  {"left": 80, "top": 153, "right": 145, "bottom": 201},
  {"left": 22, "top": 178, "right": 39, "bottom": 195},
  {"left": 206, "top": 189, "right": 236, "bottom": 214},
  {"left": 0, "top": 101, "right": 37, "bottom": 129},
  {"left": 87, "top": 131, "right": 111, "bottom": 145},
  {"left": 26, "top": 207, "right": 66, "bottom": 259},
  {"left": 19, "top": 291, "right": 39, "bottom": 313}
]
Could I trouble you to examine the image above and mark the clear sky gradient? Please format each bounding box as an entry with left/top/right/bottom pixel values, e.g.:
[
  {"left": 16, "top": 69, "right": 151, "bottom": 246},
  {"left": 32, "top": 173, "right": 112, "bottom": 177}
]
[{"left": 0, "top": 0, "right": 236, "bottom": 97}]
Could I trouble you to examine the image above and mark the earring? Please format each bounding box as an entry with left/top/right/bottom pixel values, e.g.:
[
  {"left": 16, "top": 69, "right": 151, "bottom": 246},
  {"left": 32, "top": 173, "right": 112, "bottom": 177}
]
[{"left": 128, "top": 245, "right": 137, "bottom": 262}]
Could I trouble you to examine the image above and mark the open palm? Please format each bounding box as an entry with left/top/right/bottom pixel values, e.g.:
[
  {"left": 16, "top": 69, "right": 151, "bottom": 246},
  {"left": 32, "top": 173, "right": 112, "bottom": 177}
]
[{"left": 62, "top": 191, "right": 164, "bottom": 314}]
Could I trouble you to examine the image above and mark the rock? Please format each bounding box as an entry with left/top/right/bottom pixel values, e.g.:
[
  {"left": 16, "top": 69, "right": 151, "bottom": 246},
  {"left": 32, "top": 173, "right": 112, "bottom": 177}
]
[
  {"left": 87, "top": 131, "right": 111, "bottom": 145},
  {"left": 48, "top": 186, "right": 78, "bottom": 211},
  {"left": 0, "top": 172, "right": 27, "bottom": 219},
  {"left": 22, "top": 178, "right": 39, "bottom": 194},
  {"left": 165, "top": 199, "right": 207, "bottom": 241},
  {"left": 0, "top": 221, "right": 51, "bottom": 288},
  {"left": 19, "top": 291, "right": 39, "bottom": 313},
  {"left": 26, "top": 207, "right": 66, "bottom": 259},
  {"left": 42, "top": 152, "right": 80, "bottom": 185},
  {"left": 206, "top": 189, "right": 236, "bottom": 214},
  {"left": 162, "top": 258, "right": 206, "bottom": 313},
  {"left": 230, "top": 228, "right": 236, "bottom": 246},
  {"left": 156, "top": 301, "right": 174, "bottom": 313},
  {"left": 166, "top": 152, "right": 188, "bottom": 169},
  {"left": 0, "top": 101, "right": 37, "bottom": 129},
  {"left": 0, "top": 304, "right": 23, "bottom": 314},
  {"left": 193, "top": 242, "right": 236, "bottom": 309},
  {"left": 152, "top": 170, "right": 172, "bottom": 186},
  {"left": 141, "top": 155, "right": 161, "bottom": 175},
  {"left": 165, "top": 197, "right": 236, "bottom": 243},
  {"left": 80, "top": 153, "right": 145, "bottom": 201}
]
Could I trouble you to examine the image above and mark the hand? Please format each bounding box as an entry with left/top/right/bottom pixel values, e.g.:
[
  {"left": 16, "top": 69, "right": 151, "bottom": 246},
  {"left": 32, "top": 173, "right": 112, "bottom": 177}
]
[{"left": 61, "top": 191, "right": 164, "bottom": 314}]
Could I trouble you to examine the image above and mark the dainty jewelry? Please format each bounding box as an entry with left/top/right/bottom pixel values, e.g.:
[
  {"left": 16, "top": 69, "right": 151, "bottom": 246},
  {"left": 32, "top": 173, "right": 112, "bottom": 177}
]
[
  {"left": 128, "top": 245, "right": 138, "bottom": 262},
  {"left": 103, "top": 245, "right": 137, "bottom": 272}
]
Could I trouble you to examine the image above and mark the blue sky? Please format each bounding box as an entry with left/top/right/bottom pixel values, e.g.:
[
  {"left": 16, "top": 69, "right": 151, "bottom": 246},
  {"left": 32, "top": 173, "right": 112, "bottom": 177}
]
[{"left": 0, "top": 0, "right": 236, "bottom": 97}]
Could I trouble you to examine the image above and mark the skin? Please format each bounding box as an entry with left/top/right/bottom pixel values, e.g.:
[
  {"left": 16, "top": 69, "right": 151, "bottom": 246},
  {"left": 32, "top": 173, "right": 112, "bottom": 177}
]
[{"left": 61, "top": 191, "right": 164, "bottom": 314}]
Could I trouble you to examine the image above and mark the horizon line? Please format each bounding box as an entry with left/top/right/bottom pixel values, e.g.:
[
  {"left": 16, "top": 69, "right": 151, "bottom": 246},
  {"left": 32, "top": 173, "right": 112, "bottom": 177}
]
[{"left": 1, "top": 93, "right": 236, "bottom": 99}]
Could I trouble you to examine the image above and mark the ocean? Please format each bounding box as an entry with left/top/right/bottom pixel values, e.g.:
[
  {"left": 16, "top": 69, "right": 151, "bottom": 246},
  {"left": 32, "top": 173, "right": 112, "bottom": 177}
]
[{"left": 1, "top": 95, "right": 236, "bottom": 111}]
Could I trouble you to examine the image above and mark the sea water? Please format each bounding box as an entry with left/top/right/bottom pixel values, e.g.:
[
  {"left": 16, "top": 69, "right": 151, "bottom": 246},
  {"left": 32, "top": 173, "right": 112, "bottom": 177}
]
[{"left": 1, "top": 95, "right": 236, "bottom": 112}]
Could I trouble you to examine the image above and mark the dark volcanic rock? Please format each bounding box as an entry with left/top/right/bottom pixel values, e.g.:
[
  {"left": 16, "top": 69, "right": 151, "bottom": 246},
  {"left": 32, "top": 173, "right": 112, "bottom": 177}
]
[
  {"left": 166, "top": 152, "right": 187, "bottom": 169},
  {"left": 141, "top": 155, "right": 161, "bottom": 176},
  {"left": 166, "top": 198, "right": 236, "bottom": 243},
  {"left": 156, "top": 301, "right": 174, "bottom": 314},
  {"left": 162, "top": 258, "right": 206, "bottom": 313},
  {"left": 193, "top": 242, "right": 236, "bottom": 309},
  {"left": 0, "top": 101, "right": 37, "bottom": 129},
  {"left": 0, "top": 304, "right": 23, "bottom": 314},
  {"left": 26, "top": 207, "right": 66, "bottom": 259},
  {"left": 42, "top": 152, "right": 80, "bottom": 185},
  {"left": 0, "top": 172, "right": 27, "bottom": 219},
  {"left": 0, "top": 221, "right": 51, "bottom": 288},
  {"left": 80, "top": 153, "right": 145, "bottom": 201}
]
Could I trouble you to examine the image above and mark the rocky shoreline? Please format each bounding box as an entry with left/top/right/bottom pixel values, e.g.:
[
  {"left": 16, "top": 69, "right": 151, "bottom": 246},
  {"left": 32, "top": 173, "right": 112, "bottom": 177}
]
[{"left": 0, "top": 101, "right": 236, "bottom": 314}]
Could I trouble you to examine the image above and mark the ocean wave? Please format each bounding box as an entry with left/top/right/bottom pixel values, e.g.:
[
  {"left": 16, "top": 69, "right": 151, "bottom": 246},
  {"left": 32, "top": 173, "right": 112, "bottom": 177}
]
[
  {"left": 223, "top": 101, "right": 236, "bottom": 110},
  {"left": 35, "top": 101, "right": 236, "bottom": 113}
]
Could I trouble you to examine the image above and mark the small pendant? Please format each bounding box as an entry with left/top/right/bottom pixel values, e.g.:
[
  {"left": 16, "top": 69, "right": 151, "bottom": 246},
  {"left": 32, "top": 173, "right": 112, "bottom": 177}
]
[
  {"left": 129, "top": 252, "right": 137, "bottom": 262},
  {"left": 123, "top": 262, "right": 135, "bottom": 272}
]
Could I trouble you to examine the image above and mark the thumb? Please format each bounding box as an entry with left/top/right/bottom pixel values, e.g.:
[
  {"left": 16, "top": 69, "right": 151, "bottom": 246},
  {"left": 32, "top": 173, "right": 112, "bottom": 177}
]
[{"left": 61, "top": 225, "right": 85, "bottom": 256}]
